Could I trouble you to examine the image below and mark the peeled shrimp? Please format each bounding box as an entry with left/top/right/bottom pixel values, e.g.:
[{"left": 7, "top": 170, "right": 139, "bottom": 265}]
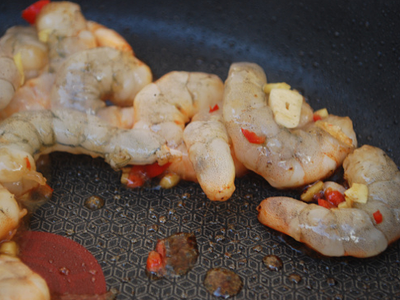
[
  {"left": 0, "top": 109, "right": 175, "bottom": 176},
  {"left": 0, "top": 186, "right": 27, "bottom": 242},
  {"left": 183, "top": 107, "right": 246, "bottom": 201},
  {"left": 0, "top": 73, "right": 55, "bottom": 121},
  {"left": 0, "top": 254, "right": 50, "bottom": 300},
  {"left": 51, "top": 46, "right": 152, "bottom": 114},
  {"left": 0, "top": 26, "right": 48, "bottom": 109},
  {"left": 223, "top": 62, "right": 357, "bottom": 189},
  {"left": 0, "top": 71, "right": 136, "bottom": 128},
  {"left": 257, "top": 145, "right": 400, "bottom": 257},
  {"left": 35, "top": 1, "right": 97, "bottom": 71},
  {"left": 134, "top": 71, "right": 242, "bottom": 200},
  {"left": 0, "top": 108, "right": 176, "bottom": 240}
]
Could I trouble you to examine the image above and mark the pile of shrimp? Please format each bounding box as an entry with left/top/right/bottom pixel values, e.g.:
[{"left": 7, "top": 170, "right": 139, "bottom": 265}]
[{"left": 0, "top": 1, "right": 398, "bottom": 297}]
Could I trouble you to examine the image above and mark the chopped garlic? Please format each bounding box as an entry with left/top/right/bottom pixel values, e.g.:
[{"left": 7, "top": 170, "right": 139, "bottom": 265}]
[
  {"left": 263, "top": 82, "right": 291, "bottom": 94},
  {"left": 38, "top": 29, "right": 52, "bottom": 43},
  {"left": 344, "top": 183, "right": 368, "bottom": 204},
  {"left": 269, "top": 89, "right": 303, "bottom": 128},
  {"left": 13, "top": 52, "right": 24, "bottom": 85},
  {"left": 160, "top": 173, "right": 180, "bottom": 189},
  {"left": 314, "top": 108, "right": 329, "bottom": 119},
  {"left": 0, "top": 241, "right": 18, "bottom": 256},
  {"left": 301, "top": 181, "right": 324, "bottom": 202},
  {"left": 315, "top": 121, "right": 353, "bottom": 147},
  {"left": 120, "top": 167, "right": 131, "bottom": 185},
  {"left": 338, "top": 201, "right": 350, "bottom": 209}
]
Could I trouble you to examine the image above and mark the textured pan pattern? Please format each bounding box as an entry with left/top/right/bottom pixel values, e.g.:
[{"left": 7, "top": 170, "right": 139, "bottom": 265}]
[{"left": 2, "top": 0, "right": 400, "bottom": 299}]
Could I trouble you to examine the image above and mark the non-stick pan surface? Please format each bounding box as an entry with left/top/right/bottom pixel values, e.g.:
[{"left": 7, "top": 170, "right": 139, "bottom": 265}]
[{"left": 1, "top": 1, "right": 400, "bottom": 299}]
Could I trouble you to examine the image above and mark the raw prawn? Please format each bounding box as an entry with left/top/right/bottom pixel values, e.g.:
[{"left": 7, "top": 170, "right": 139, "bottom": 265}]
[
  {"left": 0, "top": 186, "right": 27, "bottom": 242},
  {"left": 0, "top": 109, "right": 175, "bottom": 174},
  {"left": 0, "top": 108, "right": 177, "bottom": 241},
  {"left": 35, "top": 1, "right": 138, "bottom": 70},
  {"left": 134, "top": 71, "right": 243, "bottom": 200},
  {"left": 0, "top": 73, "right": 55, "bottom": 121},
  {"left": 35, "top": 1, "right": 97, "bottom": 71},
  {"left": 0, "top": 26, "right": 48, "bottom": 109},
  {"left": 183, "top": 107, "right": 247, "bottom": 201},
  {"left": 51, "top": 46, "right": 151, "bottom": 114},
  {"left": 257, "top": 145, "right": 400, "bottom": 257},
  {"left": 0, "top": 254, "right": 50, "bottom": 300},
  {"left": 1, "top": 70, "right": 136, "bottom": 128},
  {"left": 1, "top": 16, "right": 142, "bottom": 126},
  {"left": 223, "top": 62, "right": 357, "bottom": 189}
]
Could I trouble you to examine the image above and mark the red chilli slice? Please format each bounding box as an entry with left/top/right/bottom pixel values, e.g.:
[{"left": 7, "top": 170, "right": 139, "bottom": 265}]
[
  {"left": 373, "top": 210, "right": 383, "bottom": 224},
  {"left": 241, "top": 128, "right": 265, "bottom": 144},
  {"left": 318, "top": 198, "right": 335, "bottom": 209},
  {"left": 209, "top": 104, "right": 219, "bottom": 113},
  {"left": 21, "top": 0, "right": 50, "bottom": 24}
]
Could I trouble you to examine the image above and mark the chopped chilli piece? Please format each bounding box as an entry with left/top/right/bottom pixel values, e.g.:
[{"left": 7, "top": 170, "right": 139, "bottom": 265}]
[
  {"left": 373, "top": 210, "right": 383, "bottom": 224},
  {"left": 145, "top": 162, "right": 171, "bottom": 178},
  {"left": 324, "top": 188, "right": 345, "bottom": 206},
  {"left": 318, "top": 198, "right": 335, "bottom": 209},
  {"left": 24, "top": 157, "right": 31, "bottom": 170},
  {"left": 209, "top": 104, "right": 219, "bottom": 113},
  {"left": 22, "top": 0, "right": 50, "bottom": 24},
  {"left": 125, "top": 163, "right": 171, "bottom": 188},
  {"left": 313, "top": 114, "right": 322, "bottom": 122},
  {"left": 241, "top": 128, "right": 265, "bottom": 144},
  {"left": 126, "top": 165, "right": 146, "bottom": 188},
  {"left": 313, "top": 108, "right": 329, "bottom": 121},
  {"left": 146, "top": 250, "right": 164, "bottom": 274}
]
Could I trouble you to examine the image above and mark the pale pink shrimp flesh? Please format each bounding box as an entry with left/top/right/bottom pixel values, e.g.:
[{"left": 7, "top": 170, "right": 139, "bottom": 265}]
[
  {"left": 223, "top": 62, "right": 357, "bottom": 189},
  {"left": 257, "top": 145, "right": 400, "bottom": 258}
]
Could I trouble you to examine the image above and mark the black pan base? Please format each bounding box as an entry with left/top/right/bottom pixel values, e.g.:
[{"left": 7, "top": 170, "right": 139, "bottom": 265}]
[{"left": 2, "top": 1, "right": 400, "bottom": 299}]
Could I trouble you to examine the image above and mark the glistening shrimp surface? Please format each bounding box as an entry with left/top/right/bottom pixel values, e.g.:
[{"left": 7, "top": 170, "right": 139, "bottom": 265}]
[{"left": 2, "top": 0, "right": 400, "bottom": 299}]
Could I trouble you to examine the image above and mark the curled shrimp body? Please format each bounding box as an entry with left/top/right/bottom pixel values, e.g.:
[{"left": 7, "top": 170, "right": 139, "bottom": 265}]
[
  {"left": 51, "top": 47, "right": 152, "bottom": 114},
  {"left": 257, "top": 145, "right": 400, "bottom": 257},
  {"left": 134, "top": 71, "right": 242, "bottom": 200},
  {"left": 134, "top": 71, "right": 224, "bottom": 146},
  {"left": 0, "top": 186, "right": 27, "bottom": 242},
  {"left": 0, "top": 109, "right": 176, "bottom": 243},
  {"left": 0, "top": 109, "right": 174, "bottom": 175},
  {"left": 0, "top": 26, "right": 48, "bottom": 109},
  {"left": 223, "top": 62, "right": 357, "bottom": 189},
  {"left": 35, "top": 1, "right": 97, "bottom": 71},
  {"left": 0, "top": 254, "right": 50, "bottom": 300},
  {"left": 183, "top": 108, "right": 237, "bottom": 201},
  {"left": 0, "top": 73, "right": 55, "bottom": 121}
]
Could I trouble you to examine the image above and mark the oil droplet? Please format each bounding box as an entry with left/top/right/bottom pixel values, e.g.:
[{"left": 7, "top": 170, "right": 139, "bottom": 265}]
[
  {"left": 181, "top": 193, "right": 191, "bottom": 199},
  {"left": 215, "top": 235, "right": 225, "bottom": 242},
  {"left": 84, "top": 196, "right": 105, "bottom": 210},
  {"left": 148, "top": 224, "right": 159, "bottom": 232},
  {"left": 224, "top": 252, "right": 232, "bottom": 259},
  {"left": 288, "top": 273, "right": 302, "bottom": 284},
  {"left": 238, "top": 258, "right": 247, "bottom": 266},
  {"left": 252, "top": 245, "right": 262, "bottom": 253},
  {"left": 65, "top": 229, "right": 75, "bottom": 236},
  {"left": 204, "top": 268, "right": 243, "bottom": 299},
  {"left": 59, "top": 267, "right": 70, "bottom": 275},
  {"left": 327, "top": 278, "right": 336, "bottom": 286},
  {"left": 262, "top": 255, "right": 283, "bottom": 271}
]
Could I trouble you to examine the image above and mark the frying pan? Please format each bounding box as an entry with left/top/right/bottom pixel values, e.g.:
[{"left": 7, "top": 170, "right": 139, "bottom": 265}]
[{"left": 1, "top": 0, "right": 400, "bottom": 299}]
